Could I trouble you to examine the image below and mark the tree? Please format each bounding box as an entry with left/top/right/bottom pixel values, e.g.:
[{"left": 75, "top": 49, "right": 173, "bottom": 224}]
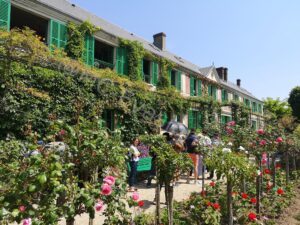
[
  {"left": 288, "top": 86, "right": 300, "bottom": 121},
  {"left": 263, "top": 98, "right": 291, "bottom": 120}
]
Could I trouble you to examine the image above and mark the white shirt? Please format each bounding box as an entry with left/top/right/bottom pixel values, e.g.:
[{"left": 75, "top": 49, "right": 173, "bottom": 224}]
[{"left": 129, "top": 145, "right": 140, "bottom": 162}]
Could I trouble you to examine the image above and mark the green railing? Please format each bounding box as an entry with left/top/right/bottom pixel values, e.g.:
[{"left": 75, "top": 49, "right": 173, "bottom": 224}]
[{"left": 94, "top": 59, "right": 114, "bottom": 70}]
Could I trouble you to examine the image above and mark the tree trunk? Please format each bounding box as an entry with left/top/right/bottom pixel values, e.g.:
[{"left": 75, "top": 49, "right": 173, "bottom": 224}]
[
  {"left": 166, "top": 183, "right": 174, "bottom": 225},
  {"left": 227, "top": 179, "right": 233, "bottom": 225},
  {"left": 155, "top": 165, "right": 160, "bottom": 225},
  {"left": 241, "top": 176, "right": 246, "bottom": 193},
  {"left": 66, "top": 218, "right": 75, "bottom": 225},
  {"left": 202, "top": 164, "right": 205, "bottom": 193},
  {"left": 259, "top": 160, "right": 263, "bottom": 196},
  {"left": 256, "top": 174, "right": 261, "bottom": 216},
  {"left": 267, "top": 153, "right": 270, "bottom": 170},
  {"left": 285, "top": 151, "right": 290, "bottom": 184},
  {"left": 293, "top": 152, "right": 297, "bottom": 180},
  {"left": 89, "top": 218, "right": 94, "bottom": 225}
]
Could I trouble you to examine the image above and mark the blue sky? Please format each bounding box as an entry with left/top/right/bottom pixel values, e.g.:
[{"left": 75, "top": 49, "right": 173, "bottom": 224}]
[{"left": 71, "top": 0, "right": 300, "bottom": 101}]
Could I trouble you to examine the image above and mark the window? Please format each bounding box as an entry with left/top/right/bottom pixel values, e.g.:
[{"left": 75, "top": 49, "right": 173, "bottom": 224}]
[
  {"left": 208, "top": 84, "right": 217, "bottom": 100},
  {"left": 190, "top": 76, "right": 202, "bottom": 97},
  {"left": 188, "top": 110, "right": 203, "bottom": 129},
  {"left": 244, "top": 98, "right": 250, "bottom": 107},
  {"left": 252, "top": 102, "right": 257, "bottom": 113},
  {"left": 116, "top": 47, "right": 128, "bottom": 75},
  {"left": 234, "top": 94, "right": 239, "bottom": 102},
  {"left": 258, "top": 104, "right": 262, "bottom": 114},
  {"left": 102, "top": 110, "right": 115, "bottom": 131},
  {"left": 222, "top": 89, "right": 228, "bottom": 102},
  {"left": 169, "top": 69, "right": 181, "bottom": 92},
  {"left": 94, "top": 40, "right": 114, "bottom": 69},
  {"left": 221, "top": 115, "right": 232, "bottom": 124},
  {"left": 143, "top": 59, "right": 151, "bottom": 83},
  {"left": 11, "top": 6, "right": 48, "bottom": 42}
]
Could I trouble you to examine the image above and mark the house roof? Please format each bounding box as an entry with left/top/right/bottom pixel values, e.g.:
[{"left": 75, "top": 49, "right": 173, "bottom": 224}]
[
  {"left": 199, "top": 66, "right": 262, "bottom": 102},
  {"left": 37, "top": 0, "right": 204, "bottom": 77},
  {"left": 36, "top": 0, "right": 261, "bottom": 102}
]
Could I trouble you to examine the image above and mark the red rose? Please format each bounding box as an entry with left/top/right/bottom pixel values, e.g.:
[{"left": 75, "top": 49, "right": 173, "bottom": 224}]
[
  {"left": 207, "top": 201, "right": 212, "bottom": 206},
  {"left": 138, "top": 200, "right": 145, "bottom": 207},
  {"left": 241, "top": 193, "right": 248, "bottom": 199},
  {"left": 276, "top": 137, "right": 283, "bottom": 143},
  {"left": 250, "top": 198, "right": 257, "bottom": 204},
  {"left": 248, "top": 212, "right": 257, "bottom": 221},
  {"left": 19, "top": 205, "right": 26, "bottom": 212},
  {"left": 209, "top": 181, "right": 216, "bottom": 187},
  {"left": 259, "top": 139, "right": 267, "bottom": 146},
  {"left": 264, "top": 169, "right": 271, "bottom": 175},
  {"left": 277, "top": 188, "right": 284, "bottom": 195},
  {"left": 212, "top": 203, "right": 220, "bottom": 210},
  {"left": 262, "top": 159, "right": 267, "bottom": 165}
]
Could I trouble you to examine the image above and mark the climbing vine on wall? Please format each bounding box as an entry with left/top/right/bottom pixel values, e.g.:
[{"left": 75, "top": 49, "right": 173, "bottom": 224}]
[
  {"left": 66, "top": 21, "right": 99, "bottom": 59},
  {"left": 157, "top": 58, "right": 174, "bottom": 89},
  {"left": 119, "top": 39, "right": 145, "bottom": 81}
]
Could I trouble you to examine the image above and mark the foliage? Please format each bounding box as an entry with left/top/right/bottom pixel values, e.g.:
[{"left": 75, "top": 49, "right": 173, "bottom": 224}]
[
  {"left": 66, "top": 21, "right": 99, "bottom": 59},
  {"left": 156, "top": 58, "right": 174, "bottom": 89},
  {"left": 264, "top": 97, "right": 292, "bottom": 120},
  {"left": 119, "top": 39, "right": 145, "bottom": 81},
  {"left": 288, "top": 86, "right": 300, "bottom": 121}
]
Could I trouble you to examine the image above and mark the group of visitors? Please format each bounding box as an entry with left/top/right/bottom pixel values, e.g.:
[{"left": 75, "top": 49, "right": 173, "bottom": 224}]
[{"left": 127, "top": 128, "right": 222, "bottom": 191}]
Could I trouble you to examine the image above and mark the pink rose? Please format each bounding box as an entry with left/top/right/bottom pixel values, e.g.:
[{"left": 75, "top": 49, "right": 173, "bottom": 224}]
[
  {"left": 276, "top": 137, "right": 283, "bottom": 143},
  {"left": 23, "top": 218, "right": 32, "bottom": 225},
  {"left": 259, "top": 140, "right": 267, "bottom": 146},
  {"left": 257, "top": 129, "right": 264, "bottom": 135},
  {"left": 103, "top": 176, "right": 116, "bottom": 186},
  {"left": 226, "top": 127, "right": 233, "bottom": 135},
  {"left": 19, "top": 205, "right": 26, "bottom": 212},
  {"left": 227, "top": 121, "right": 236, "bottom": 126},
  {"left": 101, "top": 183, "right": 112, "bottom": 196},
  {"left": 95, "top": 201, "right": 104, "bottom": 211},
  {"left": 132, "top": 191, "right": 139, "bottom": 201}
]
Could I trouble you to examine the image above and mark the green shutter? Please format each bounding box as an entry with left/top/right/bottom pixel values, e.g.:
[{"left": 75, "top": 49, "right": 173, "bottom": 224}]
[
  {"left": 221, "top": 115, "right": 226, "bottom": 124},
  {"left": 222, "top": 89, "right": 227, "bottom": 102},
  {"left": 140, "top": 59, "right": 144, "bottom": 80},
  {"left": 177, "top": 71, "right": 181, "bottom": 92},
  {"left": 83, "top": 34, "right": 95, "bottom": 66},
  {"left": 197, "top": 112, "right": 202, "bottom": 129},
  {"left": 188, "top": 110, "right": 194, "bottom": 129},
  {"left": 116, "top": 47, "right": 128, "bottom": 75},
  {"left": 0, "top": 0, "right": 10, "bottom": 31},
  {"left": 197, "top": 80, "right": 202, "bottom": 96},
  {"left": 208, "top": 84, "right": 212, "bottom": 97},
  {"left": 190, "top": 76, "right": 195, "bottom": 96},
  {"left": 49, "top": 19, "right": 67, "bottom": 51},
  {"left": 151, "top": 61, "right": 158, "bottom": 86},
  {"left": 168, "top": 69, "right": 172, "bottom": 84},
  {"left": 213, "top": 86, "right": 217, "bottom": 100}
]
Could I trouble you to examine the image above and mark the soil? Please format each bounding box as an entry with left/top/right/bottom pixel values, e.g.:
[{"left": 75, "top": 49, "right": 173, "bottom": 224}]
[{"left": 275, "top": 184, "right": 300, "bottom": 225}]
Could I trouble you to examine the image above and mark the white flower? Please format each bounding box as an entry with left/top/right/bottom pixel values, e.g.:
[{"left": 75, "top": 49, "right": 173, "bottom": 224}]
[
  {"left": 222, "top": 148, "right": 232, "bottom": 153},
  {"left": 190, "top": 205, "right": 195, "bottom": 209},
  {"left": 227, "top": 142, "right": 233, "bottom": 146},
  {"left": 238, "top": 146, "right": 245, "bottom": 151}
]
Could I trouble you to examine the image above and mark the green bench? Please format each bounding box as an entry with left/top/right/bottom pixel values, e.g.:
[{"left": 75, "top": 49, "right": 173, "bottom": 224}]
[{"left": 127, "top": 157, "right": 152, "bottom": 172}]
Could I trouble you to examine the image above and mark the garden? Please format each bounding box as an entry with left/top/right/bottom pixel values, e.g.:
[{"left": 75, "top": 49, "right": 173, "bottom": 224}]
[{"left": 0, "top": 28, "right": 300, "bottom": 225}]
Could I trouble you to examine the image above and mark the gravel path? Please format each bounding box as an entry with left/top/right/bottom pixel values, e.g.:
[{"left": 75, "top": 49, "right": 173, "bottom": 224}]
[{"left": 57, "top": 175, "right": 209, "bottom": 225}]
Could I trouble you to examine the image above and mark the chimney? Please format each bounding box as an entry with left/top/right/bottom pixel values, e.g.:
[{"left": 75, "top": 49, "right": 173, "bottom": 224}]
[
  {"left": 237, "top": 79, "right": 241, "bottom": 87},
  {"left": 153, "top": 32, "right": 166, "bottom": 51},
  {"left": 216, "top": 67, "right": 224, "bottom": 80},
  {"left": 224, "top": 68, "right": 228, "bottom": 82}
]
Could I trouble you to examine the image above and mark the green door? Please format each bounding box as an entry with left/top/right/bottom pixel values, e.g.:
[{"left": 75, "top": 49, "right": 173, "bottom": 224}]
[
  {"left": 49, "top": 19, "right": 67, "bottom": 51},
  {"left": 0, "top": 0, "right": 10, "bottom": 31},
  {"left": 151, "top": 61, "right": 158, "bottom": 86},
  {"left": 188, "top": 110, "right": 194, "bottom": 129},
  {"left": 83, "top": 33, "right": 95, "bottom": 66}
]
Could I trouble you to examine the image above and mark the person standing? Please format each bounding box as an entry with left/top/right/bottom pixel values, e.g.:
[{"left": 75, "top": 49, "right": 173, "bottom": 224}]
[
  {"left": 128, "top": 138, "right": 140, "bottom": 192},
  {"left": 185, "top": 128, "right": 199, "bottom": 184}
]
